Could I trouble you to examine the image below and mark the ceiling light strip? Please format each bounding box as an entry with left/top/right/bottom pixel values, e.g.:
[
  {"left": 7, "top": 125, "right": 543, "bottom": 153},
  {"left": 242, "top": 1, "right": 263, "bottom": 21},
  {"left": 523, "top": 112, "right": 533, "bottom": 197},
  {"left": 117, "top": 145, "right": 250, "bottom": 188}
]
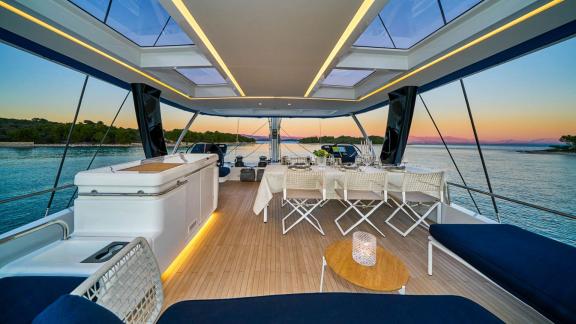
[
  {"left": 171, "top": 0, "right": 245, "bottom": 96},
  {"left": 304, "top": 0, "right": 375, "bottom": 97},
  {"left": 0, "top": 1, "right": 191, "bottom": 99},
  {"left": 358, "top": 0, "right": 564, "bottom": 101},
  {"left": 1, "top": 0, "right": 560, "bottom": 104},
  {"left": 178, "top": 96, "right": 356, "bottom": 101}
]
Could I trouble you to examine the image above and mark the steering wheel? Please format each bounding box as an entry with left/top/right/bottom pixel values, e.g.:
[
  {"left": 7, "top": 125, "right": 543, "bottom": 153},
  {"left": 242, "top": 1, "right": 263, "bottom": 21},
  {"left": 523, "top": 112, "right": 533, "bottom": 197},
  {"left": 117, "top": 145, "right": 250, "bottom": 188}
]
[
  {"left": 207, "top": 143, "right": 226, "bottom": 168},
  {"left": 185, "top": 143, "right": 226, "bottom": 168}
]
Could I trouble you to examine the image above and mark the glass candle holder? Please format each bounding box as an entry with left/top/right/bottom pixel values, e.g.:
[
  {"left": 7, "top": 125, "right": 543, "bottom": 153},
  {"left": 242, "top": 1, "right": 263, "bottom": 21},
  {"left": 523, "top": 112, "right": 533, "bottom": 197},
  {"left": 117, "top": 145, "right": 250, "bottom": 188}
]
[{"left": 352, "top": 231, "right": 376, "bottom": 266}]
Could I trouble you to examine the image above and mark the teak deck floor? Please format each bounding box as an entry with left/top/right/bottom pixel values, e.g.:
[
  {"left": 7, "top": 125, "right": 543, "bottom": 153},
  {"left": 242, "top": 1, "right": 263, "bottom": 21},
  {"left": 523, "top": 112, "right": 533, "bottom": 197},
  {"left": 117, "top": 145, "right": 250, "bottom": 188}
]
[{"left": 162, "top": 181, "right": 548, "bottom": 323}]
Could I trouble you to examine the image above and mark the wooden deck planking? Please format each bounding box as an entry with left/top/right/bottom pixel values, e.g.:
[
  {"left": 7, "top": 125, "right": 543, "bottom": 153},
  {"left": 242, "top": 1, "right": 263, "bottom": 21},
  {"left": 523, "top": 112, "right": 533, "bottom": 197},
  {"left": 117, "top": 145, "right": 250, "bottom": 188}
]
[{"left": 162, "top": 181, "right": 548, "bottom": 323}]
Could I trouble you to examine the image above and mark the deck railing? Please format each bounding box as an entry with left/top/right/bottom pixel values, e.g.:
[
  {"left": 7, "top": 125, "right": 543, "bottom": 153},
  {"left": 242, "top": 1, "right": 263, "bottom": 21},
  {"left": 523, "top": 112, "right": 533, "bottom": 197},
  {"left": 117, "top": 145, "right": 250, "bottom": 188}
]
[
  {"left": 446, "top": 181, "right": 576, "bottom": 221},
  {"left": 0, "top": 219, "right": 69, "bottom": 245},
  {"left": 0, "top": 183, "right": 75, "bottom": 205}
]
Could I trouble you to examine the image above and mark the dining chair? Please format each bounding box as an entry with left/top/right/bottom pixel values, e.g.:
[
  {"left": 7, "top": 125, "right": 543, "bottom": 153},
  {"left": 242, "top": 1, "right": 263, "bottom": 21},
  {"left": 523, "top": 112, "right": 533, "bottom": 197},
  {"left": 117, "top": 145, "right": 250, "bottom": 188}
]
[
  {"left": 282, "top": 169, "right": 326, "bottom": 235},
  {"left": 385, "top": 171, "right": 445, "bottom": 237},
  {"left": 290, "top": 156, "right": 310, "bottom": 166},
  {"left": 334, "top": 170, "right": 388, "bottom": 237}
]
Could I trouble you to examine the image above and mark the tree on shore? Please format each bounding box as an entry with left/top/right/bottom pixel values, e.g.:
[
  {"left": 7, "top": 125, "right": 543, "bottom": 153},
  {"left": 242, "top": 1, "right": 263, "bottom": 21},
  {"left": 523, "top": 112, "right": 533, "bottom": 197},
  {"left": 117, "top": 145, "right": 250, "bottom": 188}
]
[
  {"left": 559, "top": 135, "right": 576, "bottom": 151},
  {"left": 164, "top": 129, "right": 255, "bottom": 143},
  {"left": 299, "top": 135, "right": 383, "bottom": 144},
  {"left": 0, "top": 118, "right": 255, "bottom": 145}
]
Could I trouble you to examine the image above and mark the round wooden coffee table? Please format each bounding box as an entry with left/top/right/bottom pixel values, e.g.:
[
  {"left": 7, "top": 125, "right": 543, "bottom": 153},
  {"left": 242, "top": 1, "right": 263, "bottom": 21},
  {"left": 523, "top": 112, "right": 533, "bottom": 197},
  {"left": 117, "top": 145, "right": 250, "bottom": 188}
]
[{"left": 320, "top": 239, "right": 409, "bottom": 293}]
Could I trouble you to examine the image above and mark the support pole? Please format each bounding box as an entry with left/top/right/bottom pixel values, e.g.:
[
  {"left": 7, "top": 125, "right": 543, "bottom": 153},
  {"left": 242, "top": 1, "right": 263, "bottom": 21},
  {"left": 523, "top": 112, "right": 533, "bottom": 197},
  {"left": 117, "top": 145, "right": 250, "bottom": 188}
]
[
  {"left": 269, "top": 117, "right": 282, "bottom": 162},
  {"left": 418, "top": 94, "right": 482, "bottom": 214},
  {"left": 351, "top": 113, "right": 375, "bottom": 159},
  {"left": 66, "top": 90, "right": 131, "bottom": 208},
  {"left": 459, "top": 79, "right": 500, "bottom": 222},
  {"left": 45, "top": 75, "right": 89, "bottom": 216},
  {"left": 381, "top": 86, "right": 418, "bottom": 165},
  {"left": 171, "top": 112, "right": 199, "bottom": 154},
  {"left": 132, "top": 83, "right": 167, "bottom": 158}
]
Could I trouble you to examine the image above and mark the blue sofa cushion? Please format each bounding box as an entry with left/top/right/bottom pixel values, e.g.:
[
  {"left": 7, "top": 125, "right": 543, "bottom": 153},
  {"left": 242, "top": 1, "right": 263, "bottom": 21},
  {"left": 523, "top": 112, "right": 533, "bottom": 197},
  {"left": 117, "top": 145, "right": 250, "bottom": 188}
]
[
  {"left": 219, "top": 166, "right": 231, "bottom": 177},
  {"left": 33, "top": 295, "right": 122, "bottom": 324},
  {"left": 430, "top": 224, "right": 576, "bottom": 323},
  {"left": 158, "top": 293, "right": 501, "bottom": 324},
  {"left": 0, "top": 276, "right": 86, "bottom": 324}
]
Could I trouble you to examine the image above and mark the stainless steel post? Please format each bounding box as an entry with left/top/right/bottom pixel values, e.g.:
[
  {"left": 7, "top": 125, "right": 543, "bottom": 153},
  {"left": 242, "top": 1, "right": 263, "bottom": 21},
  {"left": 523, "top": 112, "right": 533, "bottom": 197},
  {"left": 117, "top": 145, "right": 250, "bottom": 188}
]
[
  {"left": 351, "top": 113, "right": 375, "bottom": 159},
  {"left": 45, "top": 75, "right": 89, "bottom": 217},
  {"left": 459, "top": 79, "right": 500, "bottom": 222},
  {"left": 171, "top": 112, "right": 199, "bottom": 154},
  {"left": 269, "top": 117, "right": 282, "bottom": 162},
  {"left": 419, "top": 94, "right": 481, "bottom": 214}
]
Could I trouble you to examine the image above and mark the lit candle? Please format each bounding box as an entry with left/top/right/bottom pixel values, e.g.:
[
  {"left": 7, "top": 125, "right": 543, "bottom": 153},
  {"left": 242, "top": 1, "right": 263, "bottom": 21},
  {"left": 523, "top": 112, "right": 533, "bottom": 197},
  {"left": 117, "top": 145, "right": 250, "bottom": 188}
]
[{"left": 352, "top": 231, "right": 376, "bottom": 267}]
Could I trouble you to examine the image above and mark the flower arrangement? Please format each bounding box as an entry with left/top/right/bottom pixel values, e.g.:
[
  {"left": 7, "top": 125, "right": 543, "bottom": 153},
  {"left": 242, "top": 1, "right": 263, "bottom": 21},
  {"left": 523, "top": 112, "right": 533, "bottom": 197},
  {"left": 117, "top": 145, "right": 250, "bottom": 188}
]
[{"left": 313, "top": 149, "right": 330, "bottom": 158}]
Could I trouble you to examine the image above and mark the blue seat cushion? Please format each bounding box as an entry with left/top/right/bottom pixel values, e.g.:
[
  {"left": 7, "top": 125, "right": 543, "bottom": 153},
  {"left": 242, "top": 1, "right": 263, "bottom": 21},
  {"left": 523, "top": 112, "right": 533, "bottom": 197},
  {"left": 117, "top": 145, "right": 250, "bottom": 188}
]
[
  {"left": 430, "top": 224, "right": 576, "bottom": 323},
  {"left": 0, "top": 276, "right": 86, "bottom": 324},
  {"left": 158, "top": 293, "right": 501, "bottom": 324},
  {"left": 33, "top": 295, "right": 122, "bottom": 324},
  {"left": 219, "top": 166, "right": 231, "bottom": 177}
]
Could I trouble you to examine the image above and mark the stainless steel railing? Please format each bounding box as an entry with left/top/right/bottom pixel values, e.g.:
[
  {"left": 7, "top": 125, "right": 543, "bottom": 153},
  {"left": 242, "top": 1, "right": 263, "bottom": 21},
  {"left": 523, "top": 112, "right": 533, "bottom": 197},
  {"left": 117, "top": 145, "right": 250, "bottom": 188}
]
[
  {"left": 447, "top": 181, "right": 576, "bottom": 221},
  {"left": 0, "top": 219, "right": 70, "bottom": 245},
  {"left": 0, "top": 183, "right": 75, "bottom": 205}
]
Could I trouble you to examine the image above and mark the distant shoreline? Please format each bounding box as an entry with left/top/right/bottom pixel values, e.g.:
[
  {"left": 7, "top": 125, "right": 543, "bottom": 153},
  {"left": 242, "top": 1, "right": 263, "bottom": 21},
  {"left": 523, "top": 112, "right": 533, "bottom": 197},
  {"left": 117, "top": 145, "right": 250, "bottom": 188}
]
[
  {"left": 518, "top": 149, "right": 575, "bottom": 155},
  {"left": 0, "top": 142, "right": 253, "bottom": 148},
  {"left": 0, "top": 142, "right": 140, "bottom": 147}
]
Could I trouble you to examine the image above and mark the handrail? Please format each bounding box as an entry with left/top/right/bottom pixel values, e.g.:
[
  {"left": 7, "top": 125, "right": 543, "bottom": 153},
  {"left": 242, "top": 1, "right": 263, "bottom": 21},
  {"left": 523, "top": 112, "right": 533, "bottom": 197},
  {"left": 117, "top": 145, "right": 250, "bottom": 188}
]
[
  {"left": 78, "top": 179, "right": 189, "bottom": 197},
  {"left": 0, "top": 183, "right": 75, "bottom": 205},
  {"left": 447, "top": 182, "right": 576, "bottom": 221},
  {"left": 0, "top": 219, "right": 70, "bottom": 245}
]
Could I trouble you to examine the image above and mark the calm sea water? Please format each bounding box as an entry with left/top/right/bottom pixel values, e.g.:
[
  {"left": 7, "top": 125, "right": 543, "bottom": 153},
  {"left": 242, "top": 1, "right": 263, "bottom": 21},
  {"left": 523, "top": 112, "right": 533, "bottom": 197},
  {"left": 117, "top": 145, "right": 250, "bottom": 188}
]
[{"left": 1, "top": 144, "right": 574, "bottom": 246}]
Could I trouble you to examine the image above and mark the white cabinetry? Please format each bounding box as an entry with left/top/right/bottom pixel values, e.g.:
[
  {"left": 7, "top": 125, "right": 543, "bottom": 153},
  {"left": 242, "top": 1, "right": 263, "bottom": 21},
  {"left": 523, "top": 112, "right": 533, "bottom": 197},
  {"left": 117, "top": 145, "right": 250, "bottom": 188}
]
[{"left": 73, "top": 154, "right": 218, "bottom": 271}]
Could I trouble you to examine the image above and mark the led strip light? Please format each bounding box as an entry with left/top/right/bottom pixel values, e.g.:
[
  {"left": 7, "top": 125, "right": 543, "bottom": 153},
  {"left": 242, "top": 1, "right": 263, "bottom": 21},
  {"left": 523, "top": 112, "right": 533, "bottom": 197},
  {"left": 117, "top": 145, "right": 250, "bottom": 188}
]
[
  {"left": 0, "top": 0, "right": 564, "bottom": 103},
  {"left": 170, "top": 0, "right": 245, "bottom": 96},
  {"left": 358, "top": 0, "right": 565, "bottom": 101},
  {"left": 304, "top": 0, "right": 375, "bottom": 97},
  {"left": 0, "top": 1, "right": 192, "bottom": 99},
  {"left": 161, "top": 212, "right": 217, "bottom": 281}
]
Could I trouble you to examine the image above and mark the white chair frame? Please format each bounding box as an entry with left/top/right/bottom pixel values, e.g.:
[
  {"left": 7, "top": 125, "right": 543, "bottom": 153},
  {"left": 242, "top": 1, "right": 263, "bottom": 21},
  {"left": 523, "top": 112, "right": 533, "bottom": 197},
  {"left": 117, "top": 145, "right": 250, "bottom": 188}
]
[
  {"left": 334, "top": 171, "right": 388, "bottom": 237},
  {"left": 385, "top": 171, "right": 445, "bottom": 237},
  {"left": 282, "top": 170, "right": 326, "bottom": 235},
  {"left": 71, "top": 237, "right": 163, "bottom": 324}
]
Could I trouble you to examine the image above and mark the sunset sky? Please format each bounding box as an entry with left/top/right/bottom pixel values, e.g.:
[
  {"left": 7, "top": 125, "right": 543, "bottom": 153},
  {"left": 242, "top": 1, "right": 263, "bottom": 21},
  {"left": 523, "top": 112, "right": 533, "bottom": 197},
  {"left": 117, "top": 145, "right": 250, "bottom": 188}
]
[{"left": 1, "top": 36, "right": 574, "bottom": 142}]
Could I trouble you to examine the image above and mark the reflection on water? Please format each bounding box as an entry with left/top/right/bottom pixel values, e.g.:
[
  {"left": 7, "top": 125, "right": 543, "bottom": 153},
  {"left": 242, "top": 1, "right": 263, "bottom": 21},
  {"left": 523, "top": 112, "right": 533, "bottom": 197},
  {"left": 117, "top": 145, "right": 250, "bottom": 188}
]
[{"left": 0, "top": 144, "right": 574, "bottom": 246}]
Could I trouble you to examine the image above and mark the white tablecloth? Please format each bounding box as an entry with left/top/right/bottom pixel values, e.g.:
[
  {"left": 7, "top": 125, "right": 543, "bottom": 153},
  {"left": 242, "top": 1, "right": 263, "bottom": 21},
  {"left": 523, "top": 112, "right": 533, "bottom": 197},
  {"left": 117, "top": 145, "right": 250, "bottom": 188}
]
[{"left": 252, "top": 165, "right": 407, "bottom": 215}]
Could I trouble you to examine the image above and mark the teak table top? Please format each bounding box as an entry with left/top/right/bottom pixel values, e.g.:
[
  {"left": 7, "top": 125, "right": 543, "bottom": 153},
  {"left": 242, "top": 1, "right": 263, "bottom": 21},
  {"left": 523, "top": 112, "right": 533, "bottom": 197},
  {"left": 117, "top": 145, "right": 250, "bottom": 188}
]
[
  {"left": 325, "top": 239, "right": 409, "bottom": 291},
  {"left": 119, "top": 163, "right": 183, "bottom": 173}
]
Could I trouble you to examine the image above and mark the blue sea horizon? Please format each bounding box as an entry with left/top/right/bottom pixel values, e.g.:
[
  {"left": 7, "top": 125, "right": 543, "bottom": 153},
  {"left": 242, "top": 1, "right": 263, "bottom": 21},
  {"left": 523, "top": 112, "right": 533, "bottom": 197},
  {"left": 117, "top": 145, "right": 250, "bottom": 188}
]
[{"left": 0, "top": 144, "right": 574, "bottom": 246}]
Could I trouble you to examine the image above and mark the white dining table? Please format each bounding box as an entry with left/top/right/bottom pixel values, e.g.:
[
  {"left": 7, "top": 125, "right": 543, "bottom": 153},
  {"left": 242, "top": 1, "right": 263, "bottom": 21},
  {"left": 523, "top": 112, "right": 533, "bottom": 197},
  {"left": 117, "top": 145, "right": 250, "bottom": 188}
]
[{"left": 252, "top": 164, "right": 417, "bottom": 223}]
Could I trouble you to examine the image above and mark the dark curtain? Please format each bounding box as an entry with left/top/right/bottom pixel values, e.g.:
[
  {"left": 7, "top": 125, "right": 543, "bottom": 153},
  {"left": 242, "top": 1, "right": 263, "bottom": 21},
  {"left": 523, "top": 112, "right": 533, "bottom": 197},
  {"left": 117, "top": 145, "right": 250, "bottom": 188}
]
[
  {"left": 380, "top": 86, "right": 418, "bottom": 165},
  {"left": 131, "top": 83, "right": 167, "bottom": 158}
]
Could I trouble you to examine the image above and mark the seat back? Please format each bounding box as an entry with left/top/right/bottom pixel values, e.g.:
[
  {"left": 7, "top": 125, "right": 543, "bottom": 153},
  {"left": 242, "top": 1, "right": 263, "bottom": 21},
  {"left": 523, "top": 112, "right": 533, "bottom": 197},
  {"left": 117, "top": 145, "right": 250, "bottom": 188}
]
[
  {"left": 71, "top": 237, "right": 163, "bottom": 324},
  {"left": 283, "top": 169, "right": 323, "bottom": 199},
  {"left": 189, "top": 143, "right": 206, "bottom": 154},
  {"left": 290, "top": 156, "right": 310, "bottom": 166},
  {"left": 401, "top": 171, "right": 445, "bottom": 201},
  {"left": 343, "top": 171, "right": 388, "bottom": 198}
]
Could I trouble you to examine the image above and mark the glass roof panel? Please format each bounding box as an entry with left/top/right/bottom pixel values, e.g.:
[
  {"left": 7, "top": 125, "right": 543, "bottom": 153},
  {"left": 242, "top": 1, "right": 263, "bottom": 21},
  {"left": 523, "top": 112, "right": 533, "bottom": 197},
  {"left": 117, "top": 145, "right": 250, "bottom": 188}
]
[
  {"left": 322, "top": 69, "right": 374, "bottom": 87},
  {"left": 353, "top": 0, "right": 483, "bottom": 49},
  {"left": 155, "top": 18, "right": 194, "bottom": 46},
  {"left": 380, "top": 0, "right": 444, "bottom": 49},
  {"left": 69, "top": 0, "right": 193, "bottom": 47},
  {"left": 70, "top": 0, "right": 111, "bottom": 21},
  {"left": 440, "top": 0, "right": 482, "bottom": 22},
  {"left": 177, "top": 68, "right": 228, "bottom": 85},
  {"left": 106, "top": 0, "right": 170, "bottom": 46},
  {"left": 353, "top": 18, "right": 394, "bottom": 48}
]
